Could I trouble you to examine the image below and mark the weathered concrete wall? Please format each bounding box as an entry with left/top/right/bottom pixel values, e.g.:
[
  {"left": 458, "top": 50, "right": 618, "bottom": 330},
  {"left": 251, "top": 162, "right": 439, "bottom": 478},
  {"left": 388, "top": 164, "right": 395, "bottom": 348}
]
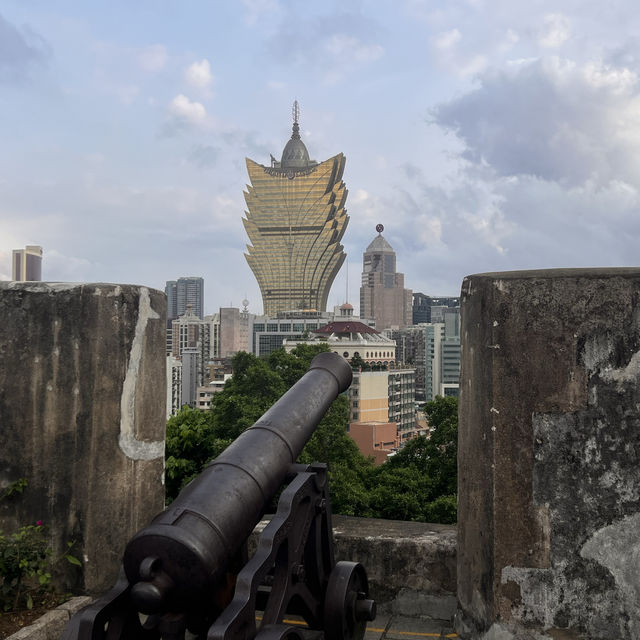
[
  {"left": 458, "top": 268, "right": 640, "bottom": 639},
  {"left": 253, "top": 515, "right": 457, "bottom": 620},
  {"left": 333, "top": 516, "right": 457, "bottom": 619},
  {"left": 0, "top": 282, "right": 166, "bottom": 594}
]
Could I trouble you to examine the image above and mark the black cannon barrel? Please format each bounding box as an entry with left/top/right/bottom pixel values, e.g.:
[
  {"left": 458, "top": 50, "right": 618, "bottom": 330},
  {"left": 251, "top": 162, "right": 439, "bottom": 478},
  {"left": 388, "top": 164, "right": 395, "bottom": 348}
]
[{"left": 124, "top": 351, "right": 352, "bottom": 614}]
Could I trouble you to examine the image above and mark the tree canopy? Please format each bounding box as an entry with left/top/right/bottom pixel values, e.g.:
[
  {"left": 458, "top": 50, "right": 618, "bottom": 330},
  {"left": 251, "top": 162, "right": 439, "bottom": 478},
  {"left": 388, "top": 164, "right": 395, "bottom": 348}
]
[{"left": 165, "top": 347, "right": 458, "bottom": 524}]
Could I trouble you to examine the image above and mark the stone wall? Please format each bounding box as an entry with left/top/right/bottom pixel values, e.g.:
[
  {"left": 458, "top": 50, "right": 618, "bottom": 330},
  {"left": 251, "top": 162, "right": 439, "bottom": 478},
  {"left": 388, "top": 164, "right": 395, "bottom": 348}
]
[
  {"left": 458, "top": 268, "right": 640, "bottom": 639},
  {"left": 0, "top": 282, "right": 166, "bottom": 594},
  {"left": 333, "top": 516, "right": 456, "bottom": 618},
  {"left": 251, "top": 515, "right": 456, "bottom": 620}
]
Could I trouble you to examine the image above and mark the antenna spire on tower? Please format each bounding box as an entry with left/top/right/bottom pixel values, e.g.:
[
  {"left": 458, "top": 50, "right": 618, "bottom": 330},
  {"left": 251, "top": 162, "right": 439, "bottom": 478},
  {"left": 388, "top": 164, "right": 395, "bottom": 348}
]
[{"left": 290, "top": 100, "right": 301, "bottom": 140}]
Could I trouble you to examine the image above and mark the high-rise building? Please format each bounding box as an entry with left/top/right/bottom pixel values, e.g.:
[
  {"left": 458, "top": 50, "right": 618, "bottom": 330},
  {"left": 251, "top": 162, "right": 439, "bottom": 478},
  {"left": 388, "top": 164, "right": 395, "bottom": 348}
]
[
  {"left": 412, "top": 293, "right": 460, "bottom": 324},
  {"left": 360, "top": 225, "right": 412, "bottom": 330},
  {"left": 12, "top": 246, "right": 42, "bottom": 282},
  {"left": 392, "top": 308, "right": 461, "bottom": 402},
  {"left": 165, "top": 281, "right": 178, "bottom": 325},
  {"left": 243, "top": 102, "right": 349, "bottom": 315},
  {"left": 165, "top": 277, "right": 204, "bottom": 323}
]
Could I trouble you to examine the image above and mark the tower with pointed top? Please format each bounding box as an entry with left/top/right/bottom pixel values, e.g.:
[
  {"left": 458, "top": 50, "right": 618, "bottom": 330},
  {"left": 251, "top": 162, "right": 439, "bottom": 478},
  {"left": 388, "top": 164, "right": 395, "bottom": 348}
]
[
  {"left": 243, "top": 102, "right": 349, "bottom": 316},
  {"left": 360, "top": 225, "right": 413, "bottom": 330}
]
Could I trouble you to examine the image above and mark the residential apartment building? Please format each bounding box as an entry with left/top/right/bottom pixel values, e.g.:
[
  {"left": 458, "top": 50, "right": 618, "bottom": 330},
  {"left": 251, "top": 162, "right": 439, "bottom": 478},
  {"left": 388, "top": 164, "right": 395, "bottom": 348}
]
[{"left": 165, "top": 277, "right": 204, "bottom": 324}]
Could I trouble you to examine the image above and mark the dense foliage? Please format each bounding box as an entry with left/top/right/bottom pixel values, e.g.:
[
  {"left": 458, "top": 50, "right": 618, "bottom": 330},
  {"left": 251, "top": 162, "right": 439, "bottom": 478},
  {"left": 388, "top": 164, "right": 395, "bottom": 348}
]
[
  {"left": 165, "top": 346, "right": 458, "bottom": 524},
  {"left": 0, "top": 480, "right": 81, "bottom": 613}
]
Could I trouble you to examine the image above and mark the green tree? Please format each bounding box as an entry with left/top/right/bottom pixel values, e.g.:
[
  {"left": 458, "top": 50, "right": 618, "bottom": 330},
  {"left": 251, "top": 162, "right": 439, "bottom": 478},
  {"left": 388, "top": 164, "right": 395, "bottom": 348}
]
[
  {"left": 267, "top": 343, "right": 331, "bottom": 388},
  {"left": 209, "top": 352, "right": 286, "bottom": 438},
  {"left": 366, "top": 396, "right": 458, "bottom": 523},
  {"left": 165, "top": 406, "right": 233, "bottom": 498},
  {"left": 165, "top": 354, "right": 459, "bottom": 525}
]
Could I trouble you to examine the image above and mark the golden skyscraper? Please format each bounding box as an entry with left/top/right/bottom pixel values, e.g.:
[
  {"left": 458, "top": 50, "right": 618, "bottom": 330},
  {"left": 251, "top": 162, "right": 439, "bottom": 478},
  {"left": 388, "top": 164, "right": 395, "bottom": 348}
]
[{"left": 243, "top": 102, "right": 349, "bottom": 316}]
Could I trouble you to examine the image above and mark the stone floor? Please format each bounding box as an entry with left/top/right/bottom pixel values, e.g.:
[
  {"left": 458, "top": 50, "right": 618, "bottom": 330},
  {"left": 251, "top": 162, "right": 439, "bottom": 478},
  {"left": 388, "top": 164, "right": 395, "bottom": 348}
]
[{"left": 364, "top": 614, "right": 457, "bottom": 639}]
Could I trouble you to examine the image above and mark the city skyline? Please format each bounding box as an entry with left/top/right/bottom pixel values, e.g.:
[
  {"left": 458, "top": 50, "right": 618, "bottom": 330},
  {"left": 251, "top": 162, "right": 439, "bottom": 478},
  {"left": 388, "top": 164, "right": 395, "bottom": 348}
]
[{"left": 2, "top": 2, "right": 640, "bottom": 316}]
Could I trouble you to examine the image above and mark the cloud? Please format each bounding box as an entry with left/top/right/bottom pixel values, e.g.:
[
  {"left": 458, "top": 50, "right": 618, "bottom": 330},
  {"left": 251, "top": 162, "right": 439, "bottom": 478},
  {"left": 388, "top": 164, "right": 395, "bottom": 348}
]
[
  {"left": 430, "top": 27, "right": 487, "bottom": 77},
  {"left": 432, "top": 28, "right": 461, "bottom": 50},
  {"left": 44, "top": 249, "right": 92, "bottom": 282},
  {"left": 187, "top": 144, "right": 220, "bottom": 168},
  {"left": 538, "top": 13, "right": 570, "bottom": 48},
  {"left": 265, "top": 11, "right": 384, "bottom": 82},
  {"left": 168, "top": 94, "right": 207, "bottom": 124},
  {"left": 185, "top": 59, "right": 213, "bottom": 89},
  {"left": 0, "top": 12, "right": 50, "bottom": 82},
  {"left": 0, "top": 176, "right": 249, "bottom": 289},
  {"left": 137, "top": 44, "right": 168, "bottom": 72},
  {"left": 433, "top": 57, "right": 640, "bottom": 187},
  {"left": 386, "top": 51, "right": 640, "bottom": 294}
]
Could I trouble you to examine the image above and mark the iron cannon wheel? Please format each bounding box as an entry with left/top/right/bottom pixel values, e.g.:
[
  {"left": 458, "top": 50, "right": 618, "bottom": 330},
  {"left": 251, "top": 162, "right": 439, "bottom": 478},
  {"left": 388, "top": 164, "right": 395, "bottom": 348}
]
[{"left": 323, "top": 561, "right": 375, "bottom": 640}]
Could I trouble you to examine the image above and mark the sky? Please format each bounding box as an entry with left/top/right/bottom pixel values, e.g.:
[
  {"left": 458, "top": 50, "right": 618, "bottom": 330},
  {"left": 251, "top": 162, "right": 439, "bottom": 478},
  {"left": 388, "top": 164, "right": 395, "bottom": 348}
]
[{"left": 2, "top": 0, "right": 640, "bottom": 316}]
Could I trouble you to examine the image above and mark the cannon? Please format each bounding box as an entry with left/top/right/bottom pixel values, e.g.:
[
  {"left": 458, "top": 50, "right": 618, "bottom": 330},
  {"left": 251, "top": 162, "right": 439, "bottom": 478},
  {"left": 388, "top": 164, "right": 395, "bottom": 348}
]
[{"left": 62, "top": 352, "right": 376, "bottom": 640}]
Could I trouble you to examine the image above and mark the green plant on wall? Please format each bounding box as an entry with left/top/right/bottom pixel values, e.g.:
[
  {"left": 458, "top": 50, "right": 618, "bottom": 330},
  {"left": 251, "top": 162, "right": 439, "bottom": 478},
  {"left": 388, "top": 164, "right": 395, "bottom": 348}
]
[
  {"left": 0, "top": 479, "right": 81, "bottom": 612},
  {"left": 0, "top": 522, "right": 51, "bottom": 611}
]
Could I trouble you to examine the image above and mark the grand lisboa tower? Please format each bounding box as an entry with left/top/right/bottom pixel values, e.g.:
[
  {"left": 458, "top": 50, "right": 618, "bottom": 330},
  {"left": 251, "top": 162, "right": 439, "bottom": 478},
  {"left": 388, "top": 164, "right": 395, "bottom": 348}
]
[{"left": 243, "top": 102, "right": 349, "bottom": 316}]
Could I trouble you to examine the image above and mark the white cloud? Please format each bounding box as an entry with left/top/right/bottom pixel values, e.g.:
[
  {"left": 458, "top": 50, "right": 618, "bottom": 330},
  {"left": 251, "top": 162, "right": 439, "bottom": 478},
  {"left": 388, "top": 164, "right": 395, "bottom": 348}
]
[
  {"left": 352, "top": 189, "right": 370, "bottom": 203},
  {"left": 137, "top": 44, "right": 168, "bottom": 72},
  {"left": 168, "top": 94, "right": 207, "bottom": 124},
  {"left": 430, "top": 27, "right": 487, "bottom": 77},
  {"left": 432, "top": 28, "right": 461, "bottom": 51},
  {"left": 538, "top": 13, "right": 570, "bottom": 48},
  {"left": 416, "top": 215, "right": 444, "bottom": 248},
  {"left": 185, "top": 59, "right": 213, "bottom": 89}
]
